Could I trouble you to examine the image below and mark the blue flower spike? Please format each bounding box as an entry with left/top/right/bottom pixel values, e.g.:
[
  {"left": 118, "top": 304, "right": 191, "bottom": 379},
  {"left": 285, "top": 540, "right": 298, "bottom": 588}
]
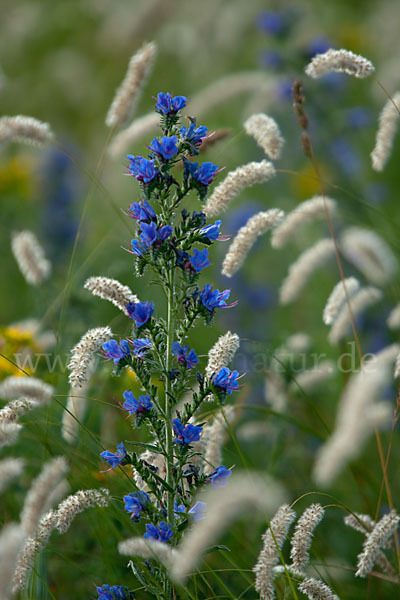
[
  {"left": 126, "top": 301, "right": 155, "bottom": 327},
  {"left": 96, "top": 584, "right": 132, "bottom": 600},
  {"left": 122, "top": 391, "right": 153, "bottom": 415},
  {"left": 123, "top": 491, "right": 150, "bottom": 521},
  {"left": 211, "top": 367, "right": 240, "bottom": 394},
  {"left": 189, "top": 247, "right": 210, "bottom": 272},
  {"left": 144, "top": 521, "right": 173, "bottom": 543},
  {"left": 172, "top": 342, "right": 198, "bottom": 369}
]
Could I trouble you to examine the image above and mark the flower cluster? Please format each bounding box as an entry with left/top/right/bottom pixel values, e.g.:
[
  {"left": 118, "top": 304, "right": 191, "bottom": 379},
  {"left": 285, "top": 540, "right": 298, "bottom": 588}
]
[{"left": 96, "top": 91, "right": 242, "bottom": 594}]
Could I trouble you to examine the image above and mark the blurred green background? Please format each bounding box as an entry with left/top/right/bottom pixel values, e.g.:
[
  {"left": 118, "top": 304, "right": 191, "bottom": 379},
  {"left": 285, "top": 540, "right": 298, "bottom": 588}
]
[{"left": 2, "top": 0, "right": 400, "bottom": 598}]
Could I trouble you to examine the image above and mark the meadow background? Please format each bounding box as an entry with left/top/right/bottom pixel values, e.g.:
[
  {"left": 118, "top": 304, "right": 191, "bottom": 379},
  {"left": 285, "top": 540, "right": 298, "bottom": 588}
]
[{"left": 1, "top": 0, "right": 400, "bottom": 598}]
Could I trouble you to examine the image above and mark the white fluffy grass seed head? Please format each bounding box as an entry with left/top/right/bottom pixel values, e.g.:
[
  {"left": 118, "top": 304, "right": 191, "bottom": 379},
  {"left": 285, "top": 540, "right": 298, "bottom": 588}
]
[
  {"left": 289, "top": 504, "right": 325, "bottom": 575},
  {"left": 387, "top": 304, "right": 400, "bottom": 330},
  {"left": 0, "top": 458, "right": 24, "bottom": 494},
  {"left": 340, "top": 227, "right": 397, "bottom": 285},
  {"left": 371, "top": 91, "right": 400, "bottom": 172},
  {"left": 271, "top": 196, "right": 337, "bottom": 249},
  {"left": 203, "top": 160, "right": 276, "bottom": 218},
  {"left": 279, "top": 239, "right": 335, "bottom": 305},
  {"left": 222, "top": 209, "right": 284, "bottom": 278},
  {"left": 62, "top": 387, "right": 88, "bottom": 443},
  {"left": 20, "top": 457, "right": 69, "bottom": 537},
  {"left": 328, "top": 286, "right": 383, "bottom": 345},
  {"left": 203, "top": 406, "right": 235, "bottom": 468},
  {"left": 244, "top": 113, "right": 285, "bottom": 160},
  {"left": 305, "top": 48, "right": 374, "bottom": 79},
  {"left": 0, "top": 523, "right": 25, "bottom": 599},
  {"left": 205, "top": 331, "right": 240, "bottom": 379},
  {"left": 0, "top": 375, "right": 54, "bottom": 404},
  {"left": 55, "top": 488, "right": 110, "bottom": 533},
  {"left": 11, "top": 230, "right": 51, "bottom": 286},
  {"left": 67, "top": 326, "right": 113, "bottom": 388},
  {"left": 290, "top": 360, "right": 336, "bottom": 394},
  {"left": 298, "top": 577, "right": 339, "bottom": 600},
  {"left": 84, "top": 276, "right": 139, "bottom": 316},
  {"left": 0, "top": 115, "right": 54, "bottom": 146},
  {"left": 253, "top": 503, "right": 296, "bottom": 600},
  {"left": 356, "top": 510, "right": 400, "bottom": 578},
  {"left": 313, "top": 345, "right": 398, "bottom": 487},
  {"left": 0, "top": 422, "right": 22, "bottom": 448},
  {"left": 105, "top": 41, "right": 157, "bottom": 128},
  {"left": 170, "top": 473, "right": 285, "bottom": 583},
  {"left": 118, "top": 537, "right": 178, "bottom": 569},
  {"left": 0, "top": 399, "right": 40, "bottom": 425},
  {"left": 323, "top": 277, "right": 360, "bottom": 325}
]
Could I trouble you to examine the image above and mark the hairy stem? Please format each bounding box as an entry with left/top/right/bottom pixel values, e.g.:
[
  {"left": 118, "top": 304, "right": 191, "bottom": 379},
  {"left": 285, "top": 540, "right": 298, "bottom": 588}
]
[{"left": 165, "top": 267, "right": 176, "bottom": 526}]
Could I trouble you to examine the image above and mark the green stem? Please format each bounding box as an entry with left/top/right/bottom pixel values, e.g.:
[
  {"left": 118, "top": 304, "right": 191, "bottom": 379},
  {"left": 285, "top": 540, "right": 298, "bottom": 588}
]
[{"left": 165, "top": 268, "right": 176, "bottom": 526}]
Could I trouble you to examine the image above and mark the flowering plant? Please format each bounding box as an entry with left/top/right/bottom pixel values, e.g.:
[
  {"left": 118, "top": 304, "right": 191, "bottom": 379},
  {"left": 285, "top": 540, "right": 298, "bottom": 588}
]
[{"left": 96, "top": 92, "right": 238, "bottom": 597}]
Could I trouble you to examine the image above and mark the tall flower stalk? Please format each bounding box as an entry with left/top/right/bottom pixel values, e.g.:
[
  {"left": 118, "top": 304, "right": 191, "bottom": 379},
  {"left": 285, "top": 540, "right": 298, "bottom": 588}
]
[{"left": 96, "top": 92, "right": 239, "bottom": 598}]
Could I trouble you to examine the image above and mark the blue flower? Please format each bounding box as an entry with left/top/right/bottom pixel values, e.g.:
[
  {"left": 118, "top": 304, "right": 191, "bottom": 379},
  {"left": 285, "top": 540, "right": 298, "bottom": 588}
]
[
  {"left": 172, "top": 342, "right": 199, "bottom": 368},
  {"left": 127, "top": 155, "right": 156, "bottom": 183},
  {"left": 149, "top": 135, "right": 179, "bottom": 159},
  {"left": 102, "top": 340, "right": 131, "bottom": 364},
  {"left": 209, "top": 466, "right": 232, "bottom": 488},
  {"left": 200, "top": 284, "right": 236, "bottom": 311},
  {"left": 180, "top": 123, "right": 208, "bottom": 152},
  {"left": 173, "top": 418, "right": 202, "bottom": 444},
  {"left": 211, "top": 367, "right": 240, "bottom": 394},
  {"left": 140, "top": 222, "right": 158, "bottom": 246},
  {"left": 256, "top": 11, "right": 288, "bottom": 35},
  {"left": 346, "top": 107, "right": 371, "bottom": 129},
  {"left": 259, "top": 49, "right": 283, "bottom": 69},
  {"left": 174, "top": 501, "right": 186, "bottom": 514},
  {"left": 96, "top": 584, "right": 131, "bottom": 600},
  {"left": 127, "top": 200, "right": 156, "bottom": 222},
  {"left": 188, "top": 501, "right": 207, "bottom": 522},
  {"left": 200, "top": 220, "right": 222, "bottom": 240},
  {"left": 131, "top": 338, "right": 152, "bottom": 357},
  {"left": 155, "top": 92, "right": 187, "bottom": 114},
  {"left": 100, "top": 442, "right": 128, "bottom": 469},
  {"left": 126, "top": 301, "right": 155, "bottom": 327},
  {"left": 123, "top": 490, "right": 150, "bottom": 520},
  {"left": 306, "top": 37, "right": 333, "bottom": 58},
  {"left": 144, "top": 521, "right": 173, "bottom": 543},
  {"left": 186, "top": 161, "right": 219, "bottom": 185},
  {"left": 158, "top": 225, "right": 173, "bottom": 241},
  {"left": 190, "top": 247, "right": 210, "bottom": 272},
  {"left": 130, "top": 239, "right": 145, "bottom": 256},
  {"left": 122, "top": 391, "right": 153, "bottom": 414}
]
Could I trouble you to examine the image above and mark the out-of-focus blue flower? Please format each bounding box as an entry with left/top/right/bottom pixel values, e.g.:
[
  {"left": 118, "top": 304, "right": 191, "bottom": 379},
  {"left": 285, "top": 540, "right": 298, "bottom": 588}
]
[
  {"left": 174, "top": 501, "right": 186, "bottom": 514},
  {"left": 173, "top": 418, "right": 202, "bottom": 444},
  {"left": 188, "top": 501, "right": 207, "bottom": 522},
  {"left": 96, "top": 584, "right": 131, "bottom": 600},
  {"left": 158, "top": 225, "right": 173, "bottom": 241},
  {"left": 140, "top": 222, "right": 158, "bottom": 247},
  {"left": 123, "top": 491, "right": 150, "bottom": 520},
  {"left": 149, "top": 135, "right": 179, "bottom": 160},
  {"left": 102, "top": 340, "right": 131, "bottom": 364},
  {"left": 364, "top": 182, "right": 388, "bottom": 205},
  {"left": 131, "top": 338, "right": 152, "bottom": 357},
  {"left": 126, "top": 301, "right": 155, "bottom": 327},
  {"left": 100, "top": 442, "right": 128, "bottom": 469},
  {"left": 186, "top": 161, "right": 219, "bottom": 185},
  {"left": 172, "top": 342, "right": 198, "bottom": 368},
  {"left": 200, "top": 220, "right": 222, "bottom": 240},
  {"left": 123, "top": 391, "right": 153, "bottom": 414},
  {"left": 259, "top": 48, "right": 283, "bottom": 69},
  {"left": 320, "top": 72, "right": 347, "bottom": 92},
  {"left": 209, "top": 466, "right": 232, "bottom": 488},
  {"left": 306, "top": 37, "right": 333, "bottom": 58},
  {"left": 330, "top": 138, "right": 362, "bottom": 176},
  {"left": 200, "top": 284, "right": 236, "bottom": 311},
  {"left": 155, "top": 92, "right": 187, "bottom": 115},
  {"left": 276, "top": 78, "right": 294, "bottom": 102},
  {"left": 127, "top": 200, "right": 156, "bottom": 222},
  {"left": 190, "top": 247, "right": 210, "bottom": 272},
  {"left": 144, "top": 521, "right": 173, "bottom": 543},
  {"left": 127, "top": 155, "right": 156, "bottom": 183},
  {"left": 256, "top": 11, "right": 288, "bottom": 35},
  {"left": 212, "top": 367, "right": 240, "bottom": 394},
  {"left": 346, "top": 107, "right": 372, "bottom": 129}
]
